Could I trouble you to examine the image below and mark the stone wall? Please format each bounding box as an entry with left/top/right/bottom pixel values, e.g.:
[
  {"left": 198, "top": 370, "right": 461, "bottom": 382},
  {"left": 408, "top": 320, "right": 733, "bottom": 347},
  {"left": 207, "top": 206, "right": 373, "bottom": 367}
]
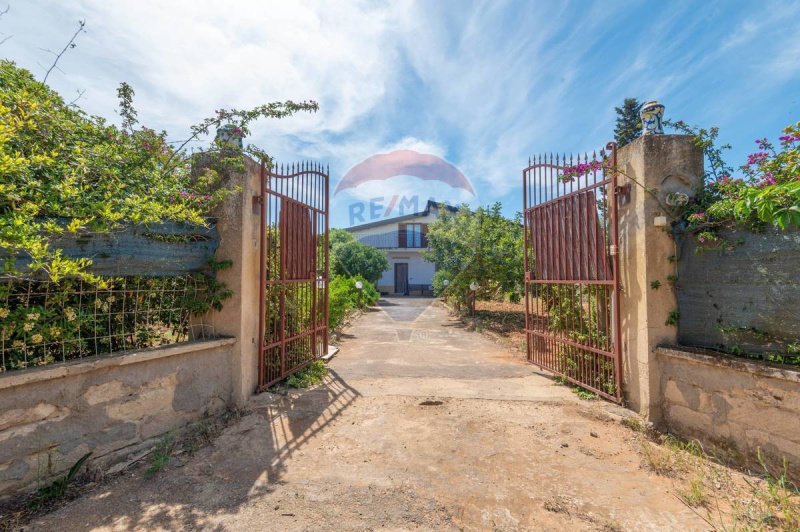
[
  {"left": 657, "top": 346, "right": 800, "bottom": 479},
  {"left": 0, "top": 338, "right": 235, "bottom": 499},
  {"left": 677, "top": 228, "right": 800, "bottom": 355}
]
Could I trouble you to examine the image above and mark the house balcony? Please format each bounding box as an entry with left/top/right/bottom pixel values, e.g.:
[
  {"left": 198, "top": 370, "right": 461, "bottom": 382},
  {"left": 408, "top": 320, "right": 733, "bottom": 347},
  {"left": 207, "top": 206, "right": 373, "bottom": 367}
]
[{"left": 356, "top": 230, "right": 428, "bottom": 250}]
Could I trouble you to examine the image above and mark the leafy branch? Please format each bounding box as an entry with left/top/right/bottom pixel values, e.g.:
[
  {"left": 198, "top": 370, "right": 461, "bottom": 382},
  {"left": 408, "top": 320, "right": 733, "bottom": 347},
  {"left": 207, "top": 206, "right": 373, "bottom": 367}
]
[{"left": 161, "top": 100, "right": 319, "bottom": 176}]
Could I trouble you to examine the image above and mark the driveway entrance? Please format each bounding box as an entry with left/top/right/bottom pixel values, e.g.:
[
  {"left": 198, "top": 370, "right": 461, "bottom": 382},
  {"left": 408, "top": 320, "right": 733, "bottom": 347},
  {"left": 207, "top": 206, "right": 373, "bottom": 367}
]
[{"left": 26, "top": 298, "right": 708, "bottom": 531}]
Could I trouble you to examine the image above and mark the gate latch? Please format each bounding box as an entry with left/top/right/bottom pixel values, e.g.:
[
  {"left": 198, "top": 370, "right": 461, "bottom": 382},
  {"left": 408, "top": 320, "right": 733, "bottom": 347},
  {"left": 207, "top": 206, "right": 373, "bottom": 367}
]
[{"left": 609, "top": 244, "right": 618, "bottom": 256}]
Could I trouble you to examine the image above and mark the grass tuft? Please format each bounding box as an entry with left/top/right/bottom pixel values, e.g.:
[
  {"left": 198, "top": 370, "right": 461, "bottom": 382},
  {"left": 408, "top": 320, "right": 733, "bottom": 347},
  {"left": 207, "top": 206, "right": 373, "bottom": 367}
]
[
  {"left": 286, "top": 360, "right": 328, "bottom": 388},
  {"left": 146, "top": 434, "right": 175, "bottom": 477}
]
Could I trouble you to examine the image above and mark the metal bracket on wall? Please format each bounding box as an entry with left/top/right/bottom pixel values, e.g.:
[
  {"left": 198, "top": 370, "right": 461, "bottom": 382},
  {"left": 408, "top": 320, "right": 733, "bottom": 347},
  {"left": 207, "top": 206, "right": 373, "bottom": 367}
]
[
  {"left": 616, "top": 183, "right": 632, "bottom": 205},
  {"left": 252, "top": 195, "right": 262, "bottom": 215}
]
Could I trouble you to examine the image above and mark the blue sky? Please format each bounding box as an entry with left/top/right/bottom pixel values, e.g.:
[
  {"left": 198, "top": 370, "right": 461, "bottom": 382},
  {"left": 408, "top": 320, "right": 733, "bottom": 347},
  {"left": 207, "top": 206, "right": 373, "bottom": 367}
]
[{"left": 3, "top": 1, "right": 799, "bottom": 227}]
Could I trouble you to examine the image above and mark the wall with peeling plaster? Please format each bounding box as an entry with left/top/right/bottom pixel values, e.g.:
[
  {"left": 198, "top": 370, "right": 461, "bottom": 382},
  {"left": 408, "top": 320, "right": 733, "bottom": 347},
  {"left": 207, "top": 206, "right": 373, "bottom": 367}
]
[
  {"left": 0, "top": 338, "right": 235, "bottom": 499},
  {"left": 658, "top": 346, "right": 800, "bottom": 480}
]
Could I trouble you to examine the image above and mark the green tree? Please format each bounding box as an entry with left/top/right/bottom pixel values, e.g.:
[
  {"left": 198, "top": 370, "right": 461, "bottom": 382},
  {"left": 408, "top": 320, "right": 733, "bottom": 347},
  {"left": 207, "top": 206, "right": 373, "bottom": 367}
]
[
  {"left": 614, "top": 98, "right": 642, "bottom": 147},
  {"left": 423, "top": 203, "right": 523, "bottom": 305},
  {"left": 331, "top": 240, "right": 388, "bottom": 284},
  {"left": 329, "top": 228, "right": 356, "bottom": 248}
]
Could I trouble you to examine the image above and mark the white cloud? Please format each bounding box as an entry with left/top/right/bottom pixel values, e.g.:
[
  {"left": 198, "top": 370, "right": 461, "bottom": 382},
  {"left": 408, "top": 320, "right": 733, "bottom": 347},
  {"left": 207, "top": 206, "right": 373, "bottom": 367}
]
[
  {"left": 4, "top": 0, "right": 409, "bottom": 136},
  {"left": 3, "top": 0, "right": 799, "bottom": 226}
]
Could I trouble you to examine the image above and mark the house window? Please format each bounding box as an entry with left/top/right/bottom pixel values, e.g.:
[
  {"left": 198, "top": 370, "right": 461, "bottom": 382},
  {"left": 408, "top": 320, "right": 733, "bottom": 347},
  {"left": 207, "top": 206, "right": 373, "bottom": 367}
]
[{"left": 400, "top": 224, "right": 427, "bottom": 248}]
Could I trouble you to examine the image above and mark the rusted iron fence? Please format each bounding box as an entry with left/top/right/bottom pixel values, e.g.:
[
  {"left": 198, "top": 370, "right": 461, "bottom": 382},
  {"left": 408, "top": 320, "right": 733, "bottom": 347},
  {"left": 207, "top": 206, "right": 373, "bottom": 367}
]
[
  {"left": 0, "top": 275, "right": 216, "bottom": 372},
  {"left": 258, "top": 161, "right": 329, "bottom": 389},
  {"left": 0, "top": 221, "right": 223, "bottom": 372},
  {"left": 522, "top": 143, "right": 623, "bottom": 402}
]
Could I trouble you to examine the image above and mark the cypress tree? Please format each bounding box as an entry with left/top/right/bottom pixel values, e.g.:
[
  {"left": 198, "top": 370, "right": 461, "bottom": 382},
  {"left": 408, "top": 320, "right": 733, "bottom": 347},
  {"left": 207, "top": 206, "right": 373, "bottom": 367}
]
[{"left": 614, "top": 98, "right": 642, "bottom": 147}]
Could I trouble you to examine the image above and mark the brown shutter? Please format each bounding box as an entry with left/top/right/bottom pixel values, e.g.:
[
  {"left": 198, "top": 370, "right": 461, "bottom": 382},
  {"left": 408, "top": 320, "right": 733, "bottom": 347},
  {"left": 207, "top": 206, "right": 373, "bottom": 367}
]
[
  {"left": 398, "top": 223, "right": 407, "bottom": 248},
  {"left": 421, "top": 224, "right": 428, "bottom": 248}
]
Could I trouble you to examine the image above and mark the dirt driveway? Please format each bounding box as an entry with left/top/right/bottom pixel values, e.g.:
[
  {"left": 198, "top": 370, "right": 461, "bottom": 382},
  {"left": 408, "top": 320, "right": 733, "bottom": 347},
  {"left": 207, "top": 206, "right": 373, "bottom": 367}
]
[{"left": 23, "top": 298, "right": 709, "bottom": 531}]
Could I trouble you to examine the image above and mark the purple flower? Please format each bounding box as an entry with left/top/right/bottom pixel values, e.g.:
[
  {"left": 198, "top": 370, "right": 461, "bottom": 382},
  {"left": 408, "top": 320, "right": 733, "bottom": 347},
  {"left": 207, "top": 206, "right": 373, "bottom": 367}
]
[
  {"left": 746, "top": 152, "right": 769, "bottom": 166},
  {"left": 757, "top": 176, "right": 777, "bottom": 187}
]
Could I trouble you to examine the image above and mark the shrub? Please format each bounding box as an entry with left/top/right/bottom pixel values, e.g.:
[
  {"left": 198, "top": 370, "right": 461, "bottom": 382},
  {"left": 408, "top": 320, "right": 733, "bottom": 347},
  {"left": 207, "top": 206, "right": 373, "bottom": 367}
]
[
  {"left": 424, "top": 203, "right": 523, "bottom": 308},
  {"left": 331, "top": 240, "right": 389, "bottom": 284},
  {"left": 667, "top": 120, "right": 800, "bottom": 231},
  {"left": 328, "top": 274, "right": 379, "bottom": 330}
]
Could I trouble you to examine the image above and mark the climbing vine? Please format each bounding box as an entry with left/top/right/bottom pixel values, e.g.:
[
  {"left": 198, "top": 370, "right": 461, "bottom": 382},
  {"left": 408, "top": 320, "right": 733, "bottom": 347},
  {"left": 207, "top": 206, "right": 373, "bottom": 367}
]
[{"left": 0, "top": 60, "right": 318, "bottom": 283}]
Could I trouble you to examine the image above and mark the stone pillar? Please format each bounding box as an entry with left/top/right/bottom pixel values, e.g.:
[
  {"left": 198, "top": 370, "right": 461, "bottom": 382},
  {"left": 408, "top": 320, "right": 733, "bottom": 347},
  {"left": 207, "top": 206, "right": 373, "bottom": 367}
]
[
  {"left": 193, "top": 156, "right": 263, "bottom": 407},
  {"left": 616, "top": 135, "right": 703, "bottom": 422}
]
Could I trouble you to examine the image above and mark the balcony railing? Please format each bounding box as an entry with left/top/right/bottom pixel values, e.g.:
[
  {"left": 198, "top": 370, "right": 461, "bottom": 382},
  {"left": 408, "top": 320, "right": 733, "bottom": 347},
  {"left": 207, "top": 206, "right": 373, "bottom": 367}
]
[{"left": 355, "top": 230, "right": 427, "bottom": 249}]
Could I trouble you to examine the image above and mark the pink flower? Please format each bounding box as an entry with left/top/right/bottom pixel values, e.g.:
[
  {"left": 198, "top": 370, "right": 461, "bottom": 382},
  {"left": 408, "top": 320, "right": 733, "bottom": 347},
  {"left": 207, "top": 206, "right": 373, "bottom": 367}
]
[
  {"left": 746, "top": 152, "right": 769, "bottom": 166},
  {"left": 757, "top": 176, "right": 777, "bottom": 187},
  {"left": 755, "top": 138, "right": 771, "bottom": 150},
  {"left": 560, "top": 160, "right": 604, "bottom": 182}
]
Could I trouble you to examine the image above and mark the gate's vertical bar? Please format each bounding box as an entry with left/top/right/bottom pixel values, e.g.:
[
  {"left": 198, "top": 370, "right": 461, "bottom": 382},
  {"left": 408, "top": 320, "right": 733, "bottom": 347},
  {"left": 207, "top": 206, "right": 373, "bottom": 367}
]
[
  {"left": 523, "top": 164, "right": 531, "bottom": 363},
  {"left": 607, "top": 142, "right": 623, "bottom": 402},
  {"left": 258, "top": 162, "right": 266, "bottom": 388},
  {"left": 310, "top": 164, "right": 318, "bottom": 358},
  {"left": 324, "top": 164, "right": 330, "bottom": 354},
  {"left": 279, "top": 166, "right": 287, "bottom": 378}
]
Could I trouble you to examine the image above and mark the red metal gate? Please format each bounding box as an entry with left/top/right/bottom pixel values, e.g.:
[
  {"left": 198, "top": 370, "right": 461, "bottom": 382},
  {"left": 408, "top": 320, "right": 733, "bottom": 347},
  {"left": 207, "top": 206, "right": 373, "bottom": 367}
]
[
  {"left": 258, "top": 161, "right": 329, "bottom": 389},
  {"left": 522, "top": 143, "right": 623, "bottom": 402}
]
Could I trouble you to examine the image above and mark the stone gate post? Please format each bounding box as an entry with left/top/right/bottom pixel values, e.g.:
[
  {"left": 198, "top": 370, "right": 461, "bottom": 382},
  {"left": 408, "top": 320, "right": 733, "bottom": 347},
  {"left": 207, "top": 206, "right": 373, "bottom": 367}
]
[
  {"left": 192, "top": 156, "right": 263, "bottom": 407},
  {"left": 616, "top": 135, "right": 703, "bottom": 422}
]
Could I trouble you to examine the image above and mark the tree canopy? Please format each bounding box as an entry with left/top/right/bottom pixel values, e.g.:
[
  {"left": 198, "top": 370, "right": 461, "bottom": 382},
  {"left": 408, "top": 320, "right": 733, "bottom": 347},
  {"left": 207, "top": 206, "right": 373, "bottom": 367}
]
[
  {"left": 0, "top": 60, "right": 317, "bottom": 281},
  {"left": 330, "top": 235, "right": 388, "bottom": 284},
  {"left": 423, "top": 203, "right": 523, "bottom": 303}
]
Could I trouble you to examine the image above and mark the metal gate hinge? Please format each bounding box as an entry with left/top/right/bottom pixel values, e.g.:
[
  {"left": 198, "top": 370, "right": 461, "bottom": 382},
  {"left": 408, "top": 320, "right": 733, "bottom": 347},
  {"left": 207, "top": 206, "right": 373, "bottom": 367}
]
[{"left": 252, "top": 195, "right": 262, "bottom": 214}]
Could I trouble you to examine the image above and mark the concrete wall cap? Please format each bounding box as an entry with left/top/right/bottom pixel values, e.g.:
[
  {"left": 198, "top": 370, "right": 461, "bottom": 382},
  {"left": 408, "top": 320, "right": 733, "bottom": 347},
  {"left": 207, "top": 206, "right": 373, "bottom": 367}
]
[
  {"left": 0, "top": 337, "right": 236, "bottom": 391},
  {"left": 656, "top": 345, "right": 800, "bottom": 384}
]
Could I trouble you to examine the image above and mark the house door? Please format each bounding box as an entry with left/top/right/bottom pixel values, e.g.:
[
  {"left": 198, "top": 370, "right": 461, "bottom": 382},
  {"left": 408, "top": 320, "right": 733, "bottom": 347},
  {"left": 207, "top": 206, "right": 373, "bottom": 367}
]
[{"left": 394, "top": 263, "right": 409, "bottom": 295}]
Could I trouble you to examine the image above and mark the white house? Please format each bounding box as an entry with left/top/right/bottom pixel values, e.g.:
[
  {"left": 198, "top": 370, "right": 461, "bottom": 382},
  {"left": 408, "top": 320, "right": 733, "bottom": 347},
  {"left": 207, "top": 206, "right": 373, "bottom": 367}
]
[{"left": 346, "top": 201, "right": 457, "bottom": 295}]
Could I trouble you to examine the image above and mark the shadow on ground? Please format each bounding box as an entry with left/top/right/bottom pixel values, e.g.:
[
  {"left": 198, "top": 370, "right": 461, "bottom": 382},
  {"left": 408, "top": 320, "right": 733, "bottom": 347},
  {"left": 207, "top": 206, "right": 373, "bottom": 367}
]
[{"left": 23, "top": 370, "right": 361, "bottom": 531}]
